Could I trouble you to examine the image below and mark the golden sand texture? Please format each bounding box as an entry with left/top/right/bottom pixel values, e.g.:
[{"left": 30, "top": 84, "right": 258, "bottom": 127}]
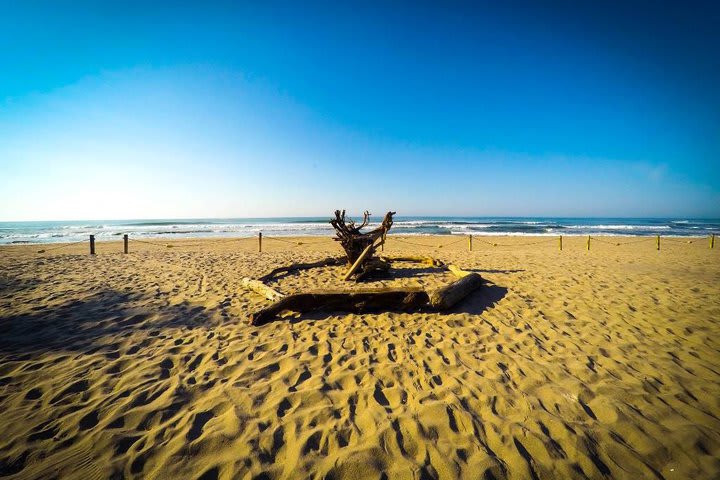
[{"left": 0, "top": 235, "right": 719, "bottom": 479}]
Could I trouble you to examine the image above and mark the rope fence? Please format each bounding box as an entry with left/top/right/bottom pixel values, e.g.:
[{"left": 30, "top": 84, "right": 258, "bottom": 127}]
[
  {"left": 31, "top": 232, "right": 717, "bottom": 255},
  {"left": 471, "top": 236, "right": 558, "bottom": 248},
  {"left": 36, "top": 238, "right": 89, "bottom": 254}
]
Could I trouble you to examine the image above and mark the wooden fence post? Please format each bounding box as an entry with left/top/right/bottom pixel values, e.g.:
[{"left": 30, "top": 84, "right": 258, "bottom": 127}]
[
  {"left": 711, "top": 234, "right": 715, "bottom": 249},
  {"left": 258, "top": 232, "right": 262, "bottom": 253},
  {"left": 656, "top": 235, "right": 660, "bottom": 251},
  {"left": 468, "top": 234, "right": 473, "bottom": 252},
  {"left": 123, "top": 234, "right": 128, "bottom": 254},
  {"left": 89, "top": 235, "right": 95, "bottom": 255},
  {"left": 559, "top": 235, "right": 563, "bottom": 251},
  {"left": 586, "top": 235, "right": 590, "bottom": 251}
]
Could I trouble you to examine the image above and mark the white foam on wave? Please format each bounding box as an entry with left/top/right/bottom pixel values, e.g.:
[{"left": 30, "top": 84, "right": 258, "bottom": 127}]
[{"left": 564, "top": 225, "right": 670, "bottom": 230}]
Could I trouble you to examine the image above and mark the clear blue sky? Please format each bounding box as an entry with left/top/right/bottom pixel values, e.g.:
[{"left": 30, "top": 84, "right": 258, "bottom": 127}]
[{"left": 1, "top": 1, "right": 718, "bottom": 220}]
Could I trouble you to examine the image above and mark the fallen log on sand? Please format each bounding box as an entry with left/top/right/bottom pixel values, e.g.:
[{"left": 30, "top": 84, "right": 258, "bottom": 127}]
[
  {"left": 250, "top": 272, "right": 483, "bottom": 325},
  {"left": 428, "top": 272, "right": 483, "bottom": 309},
  {"left": 380, "top": 255, "right": 445, "bottom": 267},
  {"left": 241, "top": 278, "right": 285, "bottom": 301},
  {"left": 248, "top": 254, "right": 484, "bottom": 325},
  {"left": 250, "top": 288, "right": 430, "bottom": 326}
]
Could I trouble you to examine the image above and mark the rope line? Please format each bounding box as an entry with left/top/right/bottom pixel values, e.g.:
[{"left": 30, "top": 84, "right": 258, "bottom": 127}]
[
  {"left": 661, "top": 237, "right": 698, "bottom": 244},
  {"left": 589, "top": 236, "right": 655, "bottom": 246},
  {"left": 471, "top": 236, "right": 557, "bottom": 247},
  {"left": 34, "top": 233, "right": 715, "bottom": 255},
  {"left": 37, "top": 239, "right": 88, "bottom": 253},
  {"left": 128, "top": 238, "right": 175, "bottom": 248},
  {"left": 212, "top": 236, "right": 257, "bottom": 245},
  {"left": 392, "top": 236, "right": 467, "bottom": 248},
  {"left": 263, "top": 235, "right": 335, "bottom": 246}
]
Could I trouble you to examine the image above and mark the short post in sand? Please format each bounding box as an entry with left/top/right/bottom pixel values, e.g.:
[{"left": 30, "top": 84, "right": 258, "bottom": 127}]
[
  {"left": 468, "top": 234, "right": 473, "bottom": 251},
  {"left": 123, "top": 234, "right": 128, "bottom": 254},
  {"left": 258, "top": 232, "right": 262, "bottom": 253},
  {"left": 656, "top": 235, "right": 660, "bottom": 251},
  {"left": 89, "top": 235, "right": 95, "bottom": 255},
  {"left": 559, "top": 235, "right": 563, "bottom": 251},
  {"left": 586, "top": 235, "right": 590, "bottom": 251},
  {"left": 711, "top": 234, "right": 715, "bottom": 249}
]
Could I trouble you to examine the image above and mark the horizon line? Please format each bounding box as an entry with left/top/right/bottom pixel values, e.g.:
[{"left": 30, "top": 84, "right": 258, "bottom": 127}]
[{"left": 2, "top": 214, "right": 720, "bottom": 223}]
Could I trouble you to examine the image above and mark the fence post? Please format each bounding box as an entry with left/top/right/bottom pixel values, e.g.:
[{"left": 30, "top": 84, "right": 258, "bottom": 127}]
[
  {"left": 258, "top": 232, "right": 262, "bottom": 253},
  {"left": 586, "top": 235, "right": 590, "bottom": 251},
  {"left": 656, "top": 235, "right": 660, "bottom": 251},
  {"left": 711, "top": 234, "right": 715, "bottom": 249},
  {"left": 123, "top": 234, "right": 128, "bottom": 254},
  {"left": 468, "top": 234, "right": 473, "bottom": 252},
  {"left": 89, "top": 235, "right": 95, "bottom": 255},
  {"left": 559, "top": 235, "right": 562, "bottom": 251}
]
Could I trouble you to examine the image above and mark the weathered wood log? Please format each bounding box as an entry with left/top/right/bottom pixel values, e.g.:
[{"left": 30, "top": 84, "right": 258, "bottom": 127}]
[
  {"left": 380, "top": 255, "right": 445, "bottom": 267},
  {"left": 250, "top": 288, "right": 430, "bottom": 326},
  {"left": 241, "top": 278, "right": 285, "bottom": 301},
  {"left": 428, "top": 272, "right": 483, "bottom": 309},
  {"left": 446, "top": 264, "right": 472, "bottom": 278},
  {"left": 258, "top": 257, "right": 343, "bottom": 282}
]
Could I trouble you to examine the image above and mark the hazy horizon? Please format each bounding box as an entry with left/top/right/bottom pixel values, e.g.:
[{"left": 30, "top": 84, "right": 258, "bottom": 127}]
[{"left": 2, "top": 214, "right": 720, "bottom": 224}]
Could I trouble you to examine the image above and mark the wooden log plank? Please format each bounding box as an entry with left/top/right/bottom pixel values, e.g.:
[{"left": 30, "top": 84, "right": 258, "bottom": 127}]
[
  {"left": 250, "top": 288, "right": 430, "bottom": 326},
  {"left": 428, "top": 273, "right": 483, "bottom": 310},
  {"left": 259, "top": 257, "right": 343, "bottom": 282},
  {"left": 446, "top": 264, "right": 472, "bottom": 278},
  {"left": 380, "top": 255, "right": 444, "bottom": 267},
  {"left": 241, "top": 278, "right": 285, "bottom": 301}
]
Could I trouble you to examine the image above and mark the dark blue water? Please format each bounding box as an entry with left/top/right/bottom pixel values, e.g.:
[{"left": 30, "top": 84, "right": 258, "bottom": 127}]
[{"left": 0, "top": 217, "right": 718, "bottom": 244}]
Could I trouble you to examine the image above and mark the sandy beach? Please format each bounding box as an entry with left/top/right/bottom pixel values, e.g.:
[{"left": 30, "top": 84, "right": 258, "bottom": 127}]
[{"left": 0, "top": 235, "right": 719, "bottom": 479}]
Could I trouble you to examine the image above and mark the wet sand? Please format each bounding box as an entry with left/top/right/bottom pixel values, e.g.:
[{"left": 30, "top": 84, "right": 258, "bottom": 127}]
[{"left": 1, "top": 235, "right": 719, "bottom": 479}]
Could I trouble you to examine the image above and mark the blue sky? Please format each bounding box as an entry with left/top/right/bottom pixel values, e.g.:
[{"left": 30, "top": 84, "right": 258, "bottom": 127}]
[{"left": 1, "top": 1, "right": 718, "bottom": 220}]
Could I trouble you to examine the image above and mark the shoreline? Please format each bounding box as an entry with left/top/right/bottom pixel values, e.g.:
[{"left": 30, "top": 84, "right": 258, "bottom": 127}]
[{"left": 0, "top": 232, "right": 715, "bottom": 248}]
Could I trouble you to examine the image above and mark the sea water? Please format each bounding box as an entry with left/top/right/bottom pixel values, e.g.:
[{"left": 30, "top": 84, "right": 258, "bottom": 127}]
[{"left": 1, "top": 217, "right": 718, "bottom": 245}]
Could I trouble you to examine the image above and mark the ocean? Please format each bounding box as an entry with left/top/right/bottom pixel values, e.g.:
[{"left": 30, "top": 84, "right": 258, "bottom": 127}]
[{"left": 1, "top": 217, "right": 718, "bottom": 245}]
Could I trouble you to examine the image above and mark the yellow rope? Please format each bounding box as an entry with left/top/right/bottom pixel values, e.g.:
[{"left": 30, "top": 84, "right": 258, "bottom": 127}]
[
  {"left": 37, "top": 239, "right": 88, "bottom": 253},
  {"left": 472, "top": 237, "right": 557, "bottom": 247},
  {"left": 391, "top": 236, "right": 466, "bottom": 248},
  {"left": 589, "top": 236, "right": 658, "bottom": 246}
]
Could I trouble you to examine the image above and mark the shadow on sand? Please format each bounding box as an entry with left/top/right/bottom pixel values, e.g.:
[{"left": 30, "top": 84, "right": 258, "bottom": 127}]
[{"left": 0, "top": 289, "right": 211, "bottom": 357}]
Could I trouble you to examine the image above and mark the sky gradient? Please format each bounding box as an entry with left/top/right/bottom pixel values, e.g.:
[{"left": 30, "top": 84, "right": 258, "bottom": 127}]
[{"left": 1, "top": 1, "right": 719, "bottom": 220}]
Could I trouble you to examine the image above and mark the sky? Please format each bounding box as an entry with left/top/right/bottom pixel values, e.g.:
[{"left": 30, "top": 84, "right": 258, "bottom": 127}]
[{"left": 1, "top": 0, "right": 719, "bottom": 220}]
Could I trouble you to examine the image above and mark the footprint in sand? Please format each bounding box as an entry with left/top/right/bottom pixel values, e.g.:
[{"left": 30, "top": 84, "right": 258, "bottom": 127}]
[
  {"left": 24, "top": 388, "right": 42, "bottom": 401},
  {"left": 50, "top": 379, "right": 89, "bottom": 405},
  {"left": 187, "top": 411, "right": 215, "bottom": 442}
]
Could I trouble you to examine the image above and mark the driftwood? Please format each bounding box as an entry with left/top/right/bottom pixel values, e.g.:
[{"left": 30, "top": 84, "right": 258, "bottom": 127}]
[
  {"left": 250, "top": 288, "right": 430, "bottom": 326},
  {"left": 241, "top": 278, "right": 285, "bottom": 301},
  {"left": 428, "top": 272, "right": 483, "bottom": 309},
  {"left": 355, "top": 258, "right": 391, "bottom": 281},
  {"left": 343, "top": 241, "right": 379, "bottom": 280},
  {"left": 330, "top": 210, "right": 395, "bottom": 279},
  {"left": 380, "top": 255, "right": 445, "bottom": 267},
  {"left": 249, "top": 272, "right": 483, "bottom": 325},
  {"left": 246, "top": 246, "right": 485, "bottom": 325},
  {"left": 259, "top": 257, "right": 343, "bottom": 282},
  {"left": 446, "top": 264, "right": 472, "bottom": 278}
]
